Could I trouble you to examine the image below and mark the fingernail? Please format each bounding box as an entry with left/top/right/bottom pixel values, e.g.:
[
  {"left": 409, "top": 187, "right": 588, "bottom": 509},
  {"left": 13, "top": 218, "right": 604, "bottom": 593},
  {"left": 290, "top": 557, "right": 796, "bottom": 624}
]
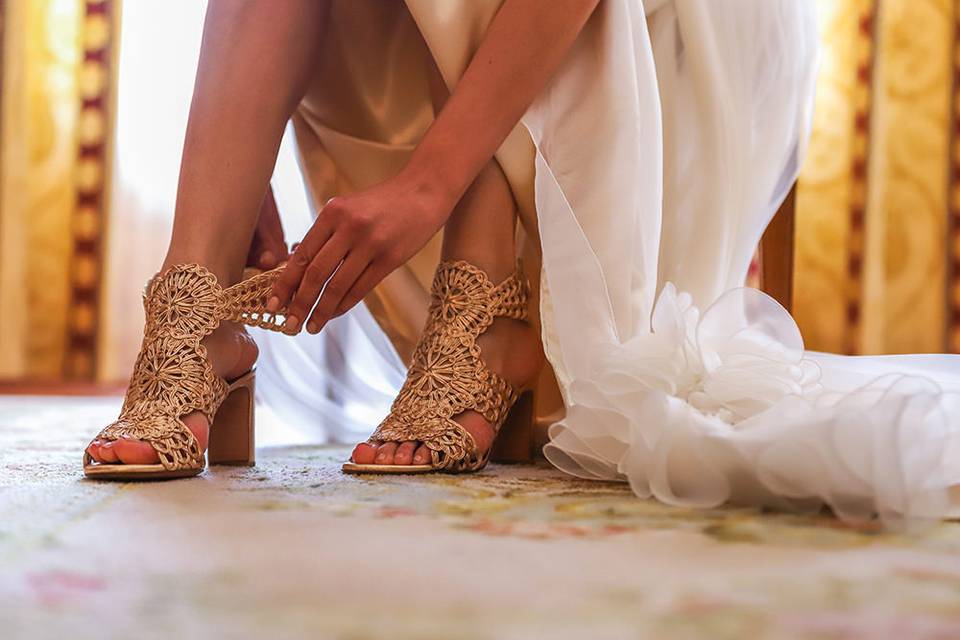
[
  {"left": 267, "top": 296, "right": 280, "bottom": 312},
  {"left": 307, "top": 322, "right": 318, "bottom": 334},
  {"left": 413, "top": 456, "right": 424, "bottom": 464},
  {"left": 260, "top": 251, "right": 275, "bottom": 267},
  {"left": 285, "top": 315, "right": 299, "bottom": 332}
]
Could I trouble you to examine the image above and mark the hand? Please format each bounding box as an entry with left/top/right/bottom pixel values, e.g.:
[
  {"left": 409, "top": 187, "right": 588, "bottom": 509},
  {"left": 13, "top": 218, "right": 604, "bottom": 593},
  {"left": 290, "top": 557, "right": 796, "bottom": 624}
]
[
  {"left": 246, "top": 185, "right": 290, "bottom": 270},
  {"left": 267, "top": 172, "right": 454, "bottom": 334}
]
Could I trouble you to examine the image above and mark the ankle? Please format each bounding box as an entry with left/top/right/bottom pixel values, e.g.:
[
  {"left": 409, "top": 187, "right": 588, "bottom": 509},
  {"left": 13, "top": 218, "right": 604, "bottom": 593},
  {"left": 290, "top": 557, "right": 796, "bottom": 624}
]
[
  {"left": 479, "top": 258, "right": 517, "bottom": 284},
  {"left": 441, "top": 253, "right": 517, "bottom": 284},
  {"left": 477, "top": 318, "right": 542, "bottom": 386},
  {"left": 440, "top": 213, "right": 518, "bottom": 284},
  {"left": 162, "top": 236, "right": 247, "bottom": 286},
  {"left": 203, "top": 322, "right": 258, "bottom": 378},
  {"left": 160, "top": 254, "right": 238, "bottom": 287}
]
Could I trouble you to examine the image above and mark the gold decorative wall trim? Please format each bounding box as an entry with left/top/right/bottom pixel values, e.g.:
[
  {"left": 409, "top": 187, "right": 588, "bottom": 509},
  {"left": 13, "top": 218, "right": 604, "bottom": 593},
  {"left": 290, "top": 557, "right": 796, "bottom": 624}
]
[
  {"left": 866, "top": 0, "right": 954, "bottom": 354},
  {"left": 64, "top": 0, "right": 118, "bottom": 379},
  {"left": 1, "top": 0, "right": 75, "bottom": 379},
  {"left": 0, "top": 0, "right": 5, "bottom": 185},
  {"left": 843, "top": 1, "right": 879, "bottom": 355},
  {"left": 795, "top": 1, "right": 876, "bottom": 355},
  {"left": 950, "top": 0, "right": 960, "bottom": 353}
]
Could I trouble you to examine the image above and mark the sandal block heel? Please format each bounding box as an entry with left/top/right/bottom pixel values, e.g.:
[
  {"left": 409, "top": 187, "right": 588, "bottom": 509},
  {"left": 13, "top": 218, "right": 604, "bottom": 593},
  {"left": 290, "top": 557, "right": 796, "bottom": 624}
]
[{"left": 208, "top": 370, "right": 256, "bottom": 467}]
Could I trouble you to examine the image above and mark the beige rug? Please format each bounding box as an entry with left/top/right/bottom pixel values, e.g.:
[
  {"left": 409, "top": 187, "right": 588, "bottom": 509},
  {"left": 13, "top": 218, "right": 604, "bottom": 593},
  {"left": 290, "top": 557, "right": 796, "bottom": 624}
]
[{"left": 2, "top": 395, "right": 960, "bottom": 640}]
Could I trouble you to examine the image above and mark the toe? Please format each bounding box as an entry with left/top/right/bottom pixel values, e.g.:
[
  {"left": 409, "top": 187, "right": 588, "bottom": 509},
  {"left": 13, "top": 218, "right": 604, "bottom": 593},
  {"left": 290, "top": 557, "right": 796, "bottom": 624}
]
[
  {"left": 87, "top": 412, "right": 209, "bottom": 467},
  {"left": 374, "top": 442, "right": 398, "bottom": 465},
  {"left": 412, "top": 443, "right": 432, "bottom": 466},
  {"left": 114, "top": 438, "right": 160, "bottom": 465},
  {"left": 393, "top": 441, "right": 418, "bottom": 465},
  {"left": 351, "top": 442, "right": 377, "bottom": 464},
  {"left": 98, "top": 441, "right": 119, "bottom": 463}
]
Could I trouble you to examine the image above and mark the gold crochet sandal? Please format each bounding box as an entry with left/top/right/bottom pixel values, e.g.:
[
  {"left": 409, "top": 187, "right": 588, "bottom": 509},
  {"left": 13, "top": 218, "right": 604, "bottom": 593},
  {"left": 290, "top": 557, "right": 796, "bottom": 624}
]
[
  {"left": 343, "top": 260, "right": 536, "bottom": 475},
  {"left": 83, "top": 264, "right": 290, "bottom": 481}
]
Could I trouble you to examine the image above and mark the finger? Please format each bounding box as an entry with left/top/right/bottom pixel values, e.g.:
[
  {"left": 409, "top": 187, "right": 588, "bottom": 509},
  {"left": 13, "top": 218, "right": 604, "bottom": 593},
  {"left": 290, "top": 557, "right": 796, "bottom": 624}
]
[
  {"left": 284, "top": 234, "right": 349, "bottom": 333},
  {"left": 268, "top": 217, "right": 333, "bottom": 312},
  {"left": 306, "top": 252, "right": 369, "bottom": 333},
  {"left": 247, "top": 187, "right": 279, "bottom": 268},
  {"left": 260, "top": 194, "right": 289, "bottom": 264},
  {"left": 246, "top": 234, "right": 264, "bottom": 269},
  {"left": 333, "top": 260, "right": 393, "bottom": 317},
  {"left": 259, "top": 250, "right": 278, "bottom": 269}
]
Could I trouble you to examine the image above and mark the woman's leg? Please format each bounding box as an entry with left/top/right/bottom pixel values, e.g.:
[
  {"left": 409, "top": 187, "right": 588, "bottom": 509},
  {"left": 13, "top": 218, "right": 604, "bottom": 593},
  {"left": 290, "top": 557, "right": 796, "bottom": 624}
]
[
  {"left": 88, "top": 0, "right": 329, "bottom": 464},
  {"left": 350, "top": 55, "right": 542, "bottom": 467},
  {"left": 351, "top": 157, "right": 543, "bottom": 466}
]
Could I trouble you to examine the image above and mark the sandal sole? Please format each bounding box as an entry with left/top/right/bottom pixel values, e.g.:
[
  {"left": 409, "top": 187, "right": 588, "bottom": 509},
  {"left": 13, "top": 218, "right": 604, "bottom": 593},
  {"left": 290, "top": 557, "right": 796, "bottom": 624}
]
[
  {"left": 341, "top": 462, "right": 436, "bottom": 475},
  {"left": 83, "top": 464, "right": 202, "bottom": 481}
]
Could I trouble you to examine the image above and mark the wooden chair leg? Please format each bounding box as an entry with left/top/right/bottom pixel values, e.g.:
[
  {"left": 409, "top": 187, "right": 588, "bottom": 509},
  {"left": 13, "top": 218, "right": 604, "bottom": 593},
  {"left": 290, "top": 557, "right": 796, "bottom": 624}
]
[{"left": 759, "top": 185, "right": 797, "bottom": 314}]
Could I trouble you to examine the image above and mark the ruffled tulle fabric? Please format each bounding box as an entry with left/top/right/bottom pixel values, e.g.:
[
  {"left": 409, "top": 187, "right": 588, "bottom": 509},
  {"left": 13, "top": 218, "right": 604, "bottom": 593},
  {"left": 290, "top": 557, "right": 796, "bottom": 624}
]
[
  {"left": 543, "top": 285, "right": 960, "bottom": 529},
  {"left": 531, "top": 0, "right": 960, "bottom": 529}
]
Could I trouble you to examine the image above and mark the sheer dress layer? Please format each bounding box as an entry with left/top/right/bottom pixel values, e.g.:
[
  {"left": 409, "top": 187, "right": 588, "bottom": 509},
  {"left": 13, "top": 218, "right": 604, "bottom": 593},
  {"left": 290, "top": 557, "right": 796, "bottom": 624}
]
[{"left": 255, "top": 0, "right": 960, "bottom": 529}]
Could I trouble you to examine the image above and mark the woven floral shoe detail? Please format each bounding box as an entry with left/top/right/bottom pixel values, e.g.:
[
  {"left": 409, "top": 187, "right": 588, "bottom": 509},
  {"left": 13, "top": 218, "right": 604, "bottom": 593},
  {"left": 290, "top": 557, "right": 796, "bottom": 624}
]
[
  {"left": 343, "top": 260, "right": 536, "bottom": 474},
  {"left": 83, "top": 264, "right": 290, "bottom": 480}
]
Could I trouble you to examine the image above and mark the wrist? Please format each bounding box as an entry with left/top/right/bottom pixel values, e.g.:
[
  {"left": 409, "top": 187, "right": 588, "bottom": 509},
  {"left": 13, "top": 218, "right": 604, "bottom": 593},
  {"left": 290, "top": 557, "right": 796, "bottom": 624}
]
[{"left": 398, "top": 158, "right": 464, "bottom": 224}]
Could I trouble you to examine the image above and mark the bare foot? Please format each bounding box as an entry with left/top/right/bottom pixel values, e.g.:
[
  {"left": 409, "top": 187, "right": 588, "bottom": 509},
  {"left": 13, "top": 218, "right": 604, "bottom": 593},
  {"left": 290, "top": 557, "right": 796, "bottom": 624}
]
[
  {"left": 86, "top": 322, "right": 258, "bottom": 465},
  {"left": 350, "top": 315, "right": 542, "bottom": 467}
]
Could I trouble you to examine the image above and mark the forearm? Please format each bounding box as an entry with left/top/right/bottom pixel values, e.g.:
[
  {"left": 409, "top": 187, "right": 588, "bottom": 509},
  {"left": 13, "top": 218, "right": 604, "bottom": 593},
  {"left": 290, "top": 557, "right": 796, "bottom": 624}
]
[
  {"left": 271, "top": 0, "right": 601, "bottom": 325},
  {"left": 402, "top": 0, "right": 600, "bottom": 207}
]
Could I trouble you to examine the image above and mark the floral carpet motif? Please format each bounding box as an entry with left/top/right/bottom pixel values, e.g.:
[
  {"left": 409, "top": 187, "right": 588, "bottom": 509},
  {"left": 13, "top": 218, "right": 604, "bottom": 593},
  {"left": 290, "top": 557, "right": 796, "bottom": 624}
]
[{"left": 2, "top": 395, "right": 959, "bottom": 639}]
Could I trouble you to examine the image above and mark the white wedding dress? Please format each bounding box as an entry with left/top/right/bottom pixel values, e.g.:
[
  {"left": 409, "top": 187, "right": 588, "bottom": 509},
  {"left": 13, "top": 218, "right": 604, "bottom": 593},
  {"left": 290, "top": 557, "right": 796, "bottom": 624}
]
[{"left": 256, "top": 0, "right": 960, "bottom": 529}]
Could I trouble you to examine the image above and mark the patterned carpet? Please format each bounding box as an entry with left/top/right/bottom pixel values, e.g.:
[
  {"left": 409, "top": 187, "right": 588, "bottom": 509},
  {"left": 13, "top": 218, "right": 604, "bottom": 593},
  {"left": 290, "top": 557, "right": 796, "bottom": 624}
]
[{"left": 2, "top": 395, "right": 960, "bottom": 640}]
